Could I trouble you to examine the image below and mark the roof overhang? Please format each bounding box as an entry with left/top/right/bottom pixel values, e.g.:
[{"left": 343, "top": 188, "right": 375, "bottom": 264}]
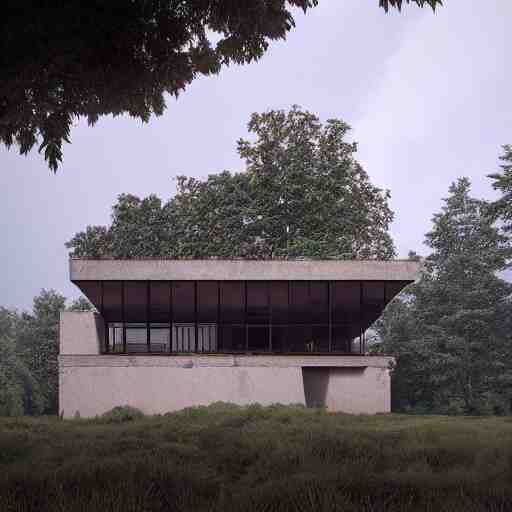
[{"left": 70, "top": 258, "right": 421, "bottom": 282}]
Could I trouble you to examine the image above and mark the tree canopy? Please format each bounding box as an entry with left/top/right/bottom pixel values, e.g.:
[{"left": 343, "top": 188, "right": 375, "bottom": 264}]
[
  {"left": 375, "top": 178, "right": 512, "bottom": 414},
  {"left": 1, "top": 1, "right": 441, "bottom": 172},
  {"left": 380, "top": 0, "right": 441, "bottom": 11},
  {"left": 0, "top": 290, "right": 93, "bottom": 416},
  {"left": 488, "top": 145, "right": 512, "bottom": 244},
  {"left": 67, "top": 107, "right": 395, "bottom": 260}
]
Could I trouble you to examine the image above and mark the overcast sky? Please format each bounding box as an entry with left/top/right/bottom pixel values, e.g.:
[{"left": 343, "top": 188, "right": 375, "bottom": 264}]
[{"left": 1, "top": 0, "right": 510, "bottom": 311}]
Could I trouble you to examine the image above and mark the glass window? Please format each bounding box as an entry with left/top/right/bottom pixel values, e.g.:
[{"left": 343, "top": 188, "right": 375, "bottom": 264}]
[
  {"left": 173, "top": 281, "right": 195, "bottom": 322},
  {"left": 310, "top": 282, "right": 329, "bottom": 323},
  {"left": 149, "top": 324, "right": 170, "bottom": 353},
  {"left": 248, "top": 326, "right": 269, "bottom": 352},
  {"left": 219, "top": 282, "right": 244, "bottom": 323},
  {"left": 102, "top": 281, "right": 122, "bottom": 321},
  {"left": 332, "top": 324, "right": 360, "bottom": 353},
  {"left": 332, "top": 282, "right": 360, "bottom": 324},
  {"left": 124, "top": 282, "right": 148, "bottom": 322},
  {"left": 363, "top": 282, "right": 385, "bottom": 309},
  {"left": 172, "top": 323, "right": 195, "bottom": 352},
  {"left": 106, "top": 322, "right": 123, "bottom": 352},
  {"left": 197, "top": 281, "right": 218, "bottom": 323},
  {"left": 362, "top": 282, "right": 385, "bottom": 327},
  {"left": 247, "top": 282, "right": 269, "bottom": 324},
  {"left": 290, "top": 282, "right": 309, "bottom": 323},
  {"left": 197, "top": 324, "right": 217, "bottom": 352},
  {"left": 271, "top": 325, "right": 288, "bottom": 353},
  {"left": 125, "top": 323, "right": 148, "bottom": 353},
  {"left": 219, "top": 325, "right": 245, "bottom": 352},
  {"left": 150, "top": 282, "right": 170, "bottom": 322},
  {"left": 287, "top": 325, "right": 312, "bottom": 352},
  {"left": 311, "top": 325, "right": 330, "bottom": 352},
  {"left": 269, "top": 282, "right": 288, "bottom": 324}
]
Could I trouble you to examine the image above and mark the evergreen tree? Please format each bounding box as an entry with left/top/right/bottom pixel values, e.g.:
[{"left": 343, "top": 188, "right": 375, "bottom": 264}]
[
  {"left": 488, "top": 145, "right": 512, "bottom": 248},
  {"left": 379, "top": 179, "right": 512, "bottom": 414}
]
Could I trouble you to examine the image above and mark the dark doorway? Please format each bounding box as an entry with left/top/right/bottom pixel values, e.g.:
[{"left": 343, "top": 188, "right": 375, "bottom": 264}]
[{"left": 302, "top": 368, "right": 330, "bottom": 408}]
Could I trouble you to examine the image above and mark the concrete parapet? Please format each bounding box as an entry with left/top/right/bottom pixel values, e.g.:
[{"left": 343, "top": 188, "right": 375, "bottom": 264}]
[{"left": 59, "top": 354, "right": 393, "bottom": 368}]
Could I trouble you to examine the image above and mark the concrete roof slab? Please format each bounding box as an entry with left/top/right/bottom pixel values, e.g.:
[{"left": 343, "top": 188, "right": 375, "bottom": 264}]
[{"left": 70, "top": 258, "right": 421, "bottom": 282}]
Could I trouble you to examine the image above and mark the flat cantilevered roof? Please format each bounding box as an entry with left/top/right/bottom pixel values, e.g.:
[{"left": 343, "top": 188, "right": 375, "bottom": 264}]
[{"left": 70, "top": 258, "right": 420, "bottom": 282}]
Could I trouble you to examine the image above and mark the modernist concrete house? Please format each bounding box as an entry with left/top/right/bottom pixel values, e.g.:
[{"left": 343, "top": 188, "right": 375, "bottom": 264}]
[{"left": 59, "top": 258, "right": 420, "bottom": 417}]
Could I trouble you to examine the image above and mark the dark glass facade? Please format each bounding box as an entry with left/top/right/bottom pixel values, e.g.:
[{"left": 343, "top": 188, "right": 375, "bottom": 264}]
[{"left": 74, "top": 280, "right": 410, "bottom": 355}]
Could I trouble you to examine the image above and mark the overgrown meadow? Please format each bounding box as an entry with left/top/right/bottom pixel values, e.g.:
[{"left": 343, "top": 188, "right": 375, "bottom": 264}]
[{"left": 2, "top": 403, "right": 512, "bottom": 511}]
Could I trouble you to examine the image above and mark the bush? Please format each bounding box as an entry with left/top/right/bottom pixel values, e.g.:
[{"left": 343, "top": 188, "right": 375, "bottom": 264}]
[
  {"left": 2, "top": 405, "right": 512, "bottom": 511},
  {"left": 99, "top": 405, "right": 144, "bottom": 423}
]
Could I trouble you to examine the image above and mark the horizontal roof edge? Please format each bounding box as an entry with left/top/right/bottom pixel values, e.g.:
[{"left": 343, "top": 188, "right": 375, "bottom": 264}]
[
  {"left": 70, "top": 256, "right": 418, "bottom": 262},
  {"left": 70, "top": 259, "right": 421, "bottom": 282}
]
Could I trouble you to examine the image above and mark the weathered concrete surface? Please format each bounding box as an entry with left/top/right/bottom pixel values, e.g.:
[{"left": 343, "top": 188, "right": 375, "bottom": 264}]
[
  {"left": 59, "top": 355, "right": 393, "bottom": 417},
  {"left": 325, "top": 367, "right": 391, "bottom": 414},
  {"left": 301, "top": 367, "right": 391, "bottom": 413},
  {"left": 70, "top": 258, "right": 420, "bottom": 282},
  {"left": 59, "top": 364, "right": 305, "bottom": 418},
  {"left": 60, "top": 311, "right": 104, "bottom": 355},
  {"left": 59, "top": 354, "right": 393, "bottom": 369}
]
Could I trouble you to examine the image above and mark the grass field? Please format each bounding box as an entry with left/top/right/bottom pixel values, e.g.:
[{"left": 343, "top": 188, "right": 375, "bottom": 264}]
[{"left": 1, "top": 403, "right": 512, "bottom": 511}]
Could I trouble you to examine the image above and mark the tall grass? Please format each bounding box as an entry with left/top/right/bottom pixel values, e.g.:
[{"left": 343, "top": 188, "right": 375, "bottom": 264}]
[{"left": 2, "top": 403, "right": 512, "bottom": 511}]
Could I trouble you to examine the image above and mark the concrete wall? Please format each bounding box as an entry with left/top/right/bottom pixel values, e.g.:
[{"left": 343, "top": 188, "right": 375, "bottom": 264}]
[
  {"left": 59, "top": 354, "right": 392, "bottom": 417},
  {"left": 70, "top": 258, "right": 420, "bottom": 282},
  {"left": 59, "top": 363, "right": 306, "bottom": 418},
  {"left": 301, "top": 366, "right": 391, "bottom": 413},
  {"left": 59, "top": 312, "right": 393, "bottom": 417},
  {"left": 60, "top": 311, "right": 104, "bottom": 355},
  {"left": 325, "top": 367, "right": 391, "bottom": 414}
]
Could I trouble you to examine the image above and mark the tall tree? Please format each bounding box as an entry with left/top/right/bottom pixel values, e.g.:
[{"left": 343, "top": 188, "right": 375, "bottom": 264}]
[
  {"left": 67, "top": 107, "right": 396, "bottom": 260},
  {"left": 0, "top": 293, "right": 96, "bottom": 417},
  {"left": 236, "top": 107, "right": 395, "bottom": 258},
  {"left": 378, "top": 179, "right": 512, "bottom": 414},
  {"left": 16, "top": 290, "right": 67, "bottom": 415},
  {"left": 67, "top": 194, "right": 171, "bottom": 258},
  {"left": 0, "top": 307, "right": 44, "bottom": 416},
  {"left": 1, "top": 1, "right": 441, "bottom": 171},
  {"left": 0, "top": 335, "right": 43, "bottom": 417},
  {"left": 0, "top": 336, "right": 27, "bottom": 416},
  {"left": 488, "top": 145, "right": 512, "bottom": 249}
]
